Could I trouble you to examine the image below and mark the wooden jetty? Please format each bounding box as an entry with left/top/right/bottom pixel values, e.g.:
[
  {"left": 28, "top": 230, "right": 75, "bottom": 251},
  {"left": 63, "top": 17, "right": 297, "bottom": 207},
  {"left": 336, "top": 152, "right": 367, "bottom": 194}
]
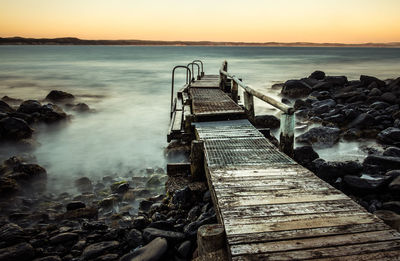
[{"left": 168, "top": 61, "right": 400, "bottom": 260}]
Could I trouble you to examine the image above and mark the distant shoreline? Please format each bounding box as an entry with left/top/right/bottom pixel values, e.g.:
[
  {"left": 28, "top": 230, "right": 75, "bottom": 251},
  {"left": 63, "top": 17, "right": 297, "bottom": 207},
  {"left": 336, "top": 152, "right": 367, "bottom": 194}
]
[{"left": 1, "top": 37, "right": 400, "bottom": 48}]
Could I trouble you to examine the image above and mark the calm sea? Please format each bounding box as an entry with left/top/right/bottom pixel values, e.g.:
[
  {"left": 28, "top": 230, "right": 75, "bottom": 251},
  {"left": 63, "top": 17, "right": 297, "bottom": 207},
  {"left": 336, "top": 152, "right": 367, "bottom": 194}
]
[{"left": 1, "top": 46, "right": 400, "bottom": 189}]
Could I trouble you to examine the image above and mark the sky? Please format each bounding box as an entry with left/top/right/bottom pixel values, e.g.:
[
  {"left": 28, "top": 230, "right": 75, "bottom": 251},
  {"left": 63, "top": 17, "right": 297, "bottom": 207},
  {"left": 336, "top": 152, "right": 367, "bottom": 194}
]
[{"left": 1, "top": 0, "right": 400, "bottom": 43}]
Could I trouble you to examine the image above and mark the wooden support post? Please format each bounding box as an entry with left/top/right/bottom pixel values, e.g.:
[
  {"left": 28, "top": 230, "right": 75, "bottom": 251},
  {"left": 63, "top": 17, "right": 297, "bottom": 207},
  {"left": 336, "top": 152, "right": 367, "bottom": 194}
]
[
  {"left": 231, "top": 80, "right": 238, "bottom": 103},
  {"left": 197, "top": 224, "right": 226, "bottom": 256},
  {"left": 279, "top": 113, "right": 295, "bottom": 157},
  {"left": 219, "top": 61, "right": 228, "bottom": 90},
  {"left": 243, "top": 90, "right": 255, "bottom": 122},
  {"left": 190, "top": 140, "right": 204, "bottom": 181}
]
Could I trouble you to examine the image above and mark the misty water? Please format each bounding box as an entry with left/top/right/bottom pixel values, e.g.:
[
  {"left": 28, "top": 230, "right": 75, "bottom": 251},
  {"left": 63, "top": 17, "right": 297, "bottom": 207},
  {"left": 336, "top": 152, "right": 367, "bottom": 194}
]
[{"left": 1, "top": 46, "right": 400, "bottom": 193}]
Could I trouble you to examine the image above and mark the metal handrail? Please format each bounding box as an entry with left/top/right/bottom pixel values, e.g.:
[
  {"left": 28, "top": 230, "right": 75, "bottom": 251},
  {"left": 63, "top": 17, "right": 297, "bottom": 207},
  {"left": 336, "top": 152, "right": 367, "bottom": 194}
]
[
  {"left": 192, "top": 60, "right": 204, "bottom": 77},
  {"left": 187, "top": 62, "right": 200, "bottom": 82},
  {"left": 171, "top": 65, "right": 191, "bottom": 118},
  {"left": 219, "top": 69, "right": 294, "bottom": 115}
]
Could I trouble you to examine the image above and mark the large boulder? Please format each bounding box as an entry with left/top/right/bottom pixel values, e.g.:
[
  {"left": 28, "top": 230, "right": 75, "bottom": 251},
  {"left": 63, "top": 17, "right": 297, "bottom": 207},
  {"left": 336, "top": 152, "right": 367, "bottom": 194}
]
[
  {"left": 389, "top": 176, "right": 400, "bottom": 192},
  {"left": 293, "top": 146, "right": 319, "bottom": 167},
  {"left": 360, "top": 75, "right": 386, "bottom": 88},
  {"left": 383, "top": 147, "right": 400, "bottom": 157},
  {"left": 17, "top": 100, "right": 42, "bottom": 114},
  {"left": 0, "top": 242, "right": 34, "bottom": 261},
  {"left": 0, "top": 223, "right": 26, "bottom": 248},
  {"left": 0, "top": 117, "right": 33, "bottom": 141},
  {"left": 377, "top": 127, "right": 400, "bottom": 145},
  {"left": 325, "top": 76, "right": 348, "bottom": 86},
  {"left": 39, "top": 104, "right": 67, "bottom": 123},
  {"left": 82, "top": 241, "right": 119, "bottom": 260},
  {"left": 0, "top": 101, "right": 14, "bottom": 113},
  {"left": 313, "top": 160, "right": 363, "bottom": 181},
  {"left": 142, "top": 227, "right": 185, "bottom": 244},
  {"left": 296, "top": 126, "right": 341, "bottom": 146},
  {"left": 347, "top": 113, "right": 375, "bottom": 130},
  {"left": 343, "top": 175, "right": 387, "bottom": 194},
  {"left": 364, "top": 155, "right": 400, "bottom": 170},
  {"left": 45, "top": 90, "right": 74, "bottom": 101},
  {"left": 120, "top": 237, "right": 167, "bottom": 261},
  {"left": 309, "top": 70, "right": 325, "bottom": 80},
  {"left": 281, "top": 80, "right": 312, "bottom": 98}
]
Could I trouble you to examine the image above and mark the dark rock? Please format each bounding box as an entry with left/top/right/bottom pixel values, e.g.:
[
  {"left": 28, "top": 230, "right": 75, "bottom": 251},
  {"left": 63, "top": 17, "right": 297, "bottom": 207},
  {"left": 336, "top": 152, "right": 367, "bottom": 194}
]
[
  {"left": 385, "top": 170, "right": 400, "bottom": 181},
  {"left": 334, "top": 91, "right": 360, "bottom": 100},
  {"left": 294, "top": 146, "right": 319, "bottom": 167},
  {"left": 370, "top": 101, "right": 389, "bottom": 110},
  {"left": 0, "top": 117, "right": 33, "bottom": 141},
  {"left": 389, "top": 176, "right": 400, "bottom": 191},
  {"left": 139, "top": 200, "right": 153, "bottom": 212},
  {"left": 383, "top": 147, "right": 400, "bottom": 157},
  {"left": 0, "top": 242, "right": 34, "bottom": 261},
  {"left": 203, "top": 190, "right": 211, "bottom": 203},
  {"left": 142, "top": 228, "right": 185, "bottom": 243},
  {"left": 0, "top": 223, "right": 26, "bottom": 248},
  {"left": 120, "top": 237, "right": 167, "bottom": 261},
  {"left": 110, "top": 181, "right": 129, "bottom": 194},
  {"left": 253, "top": 115, "right": 280, "bottom": 129},
  {"left": 312, "top": 99, "right": 336, "bottom": 109},
  {"left": 74, "top": 177, "right": 93, "bottom": 193},
  {"left": 56, "top": 207, "right": 98, "bottom": 220},
  {"left": 0, "top": 101, "right": 14, "bottom": 113},
  {"left": 17, "top": 100, "right": 42, "bottom": 114},
  {"left": 82, "top": 221, "right": 108, "bottom": 231},
  {"left": 171, "top": 186, "right": 191, "bottom": 207},
  {"left": 82, "top": 241, "right": 119, "bottom": 260},
  {"left": 296, "top": 126, "right": 340, "bottom": 146},
  {"left": 382, "top": 201, "right": 400, "bottom": 214},
  {"left": 380, "top": 92, "right": 397, "bottom": 104},
  {"left": 177, "top": 240, "right": 192, "bottom": 259},
  {"left": 314, "top": 160, "right": 363, "bottom": 181},
  {"left": 309, "top": 70, "right": 325, "bottom": 80},
  {"left": 0, "top": 177, "right": 20, "bottom": 197},
  {"left": 132, "top": 216, "right": 150, "bottom": 230},
  {"left": 360, "top": 75, "right": 386, "bottom": 88},
  {"left": 94, "top": 254, "right": 118, "bottom": 261},
  {"left": 72, "top": 103, "right": 90, "bottom": 112},
  {"left": 347, "top": 113, "right": 375, "bottom": 129},
  {"left": 126, "top": 229, "right": 143, "bottom": 249},
  {"left": 281, "top": 98, "right": 291, "bottom": 105},
  {"left": 187, "top": 206, "right": 201, "bottom": 222},
  {"left": 364, "top": 155, "right": 400, "bottom": 170},
  {"left": 325, "top": 76, "right": 348, "bottom": 86},
  {"left": 12, "top": 163, "right": 47, "bottom": 183},
  {"left": 311, "top": 82, "right": 333, "bottom": 92},
  {"left": 377, "top": 127, "right": 400, "bottom": 145},
  {"left": 369, "top": 88, "right": 382, "bottom": 97},
  {"left": 343, "top": 128, "right": 362, "bottom": 140},
  {"left": 50, "top": 232, "right": 79, "bottom": 245},
  {"left": 294, "top": 99, "right": 311, "bottom": 110},
  {"left": 343, "top": 175, "right": 386, "bottom": 193},
  {"left": 39, "top": 104, "right": 67, "bottom": 123},
  {"left": 281, "top": 80, "right": 312, "bottom": 98},
  {"left": 66, "top": 201, "right": 86, "bottom": 211},
  {"left": 33, "top": 256, "right": 62, "bottom": 261},
  {"left": 45, "top": 90, "right": 74, "bottom": 102}
]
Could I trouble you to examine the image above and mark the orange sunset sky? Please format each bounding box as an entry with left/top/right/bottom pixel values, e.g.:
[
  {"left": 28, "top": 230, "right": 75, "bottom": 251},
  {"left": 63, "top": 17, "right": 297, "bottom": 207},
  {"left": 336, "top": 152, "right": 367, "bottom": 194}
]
[{"left": 1, "top": 0, "right": 400, "bottom": 43}]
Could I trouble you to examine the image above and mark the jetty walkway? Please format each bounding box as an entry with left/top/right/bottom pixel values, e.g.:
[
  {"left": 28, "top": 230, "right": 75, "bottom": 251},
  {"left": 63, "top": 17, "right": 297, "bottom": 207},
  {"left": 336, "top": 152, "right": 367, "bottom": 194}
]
[{"left": 168, "top": 61, "right": 400, "bottom": 260}]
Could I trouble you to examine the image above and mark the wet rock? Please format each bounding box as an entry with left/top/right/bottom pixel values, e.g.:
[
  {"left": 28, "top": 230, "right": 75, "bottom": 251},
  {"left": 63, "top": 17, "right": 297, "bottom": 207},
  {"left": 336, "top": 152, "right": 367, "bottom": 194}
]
[
  {"left": 294, "top": 99, "right": 311, "bottom": 110},
  {"left": 139, "top": 200, "right": 153, "bottom": 212},
  {"left": 126, "top": 229, "right": 143, "bottom": 249},
  {"left": 177, "top": 240, "right": 192, "bottom": 259},
  {"left": 56, "top": 207, "right": 98, "bottom": 220},
  {"left": 314, "top": 160, "right": 363, "bottom": 181},
  {"left": 82, "top": 241, "right": 119, "bottom": 260},
  {"left": 347, "top": 113, "right": 375, "bottom": 130},
  {"left": 0, "top": 177, "right": 20, "bottom": 197},
  {"left": 0, "top": 223, "right": 26, "bottom": 248},
  {"left": 33, "top": 256, "right": 62, "bottom": 261},
  {"left": 293, "top": 146, "right": 319, "bottom": 167},
  {"left": 383, "top": 147, "right": 400, "bottom": 157},
  {"left": 146, "top": 175, "right": 162, "bottom": 187},
  {"left": 110, "top": 181, "right": 129, "bottom": 194},
  {"left": 380, "top": 92, "right": 397, "bottom": 104},
  {"left": 142, "top": 228, "right": 185, "bottom": 243},
  {"left": 74, "top": 177, "right": 93, "bottom": 193},
  {"left": 281, "top": 80, "right": 312, "bottom": 98},
  {"left": 377, "top": 127, "right": 400, "bottom": 145},
  {"left": 120, "top": 237, "right": 167, "bottom": 261},
  {"left": 187, "top": 205, "right": 201, "bottom": 222},
  {"left": 203, "top": 190, "right": 211, "bottom": 203},
  {"left": 343, "top": 175, "right": 386, "bottom": 193},
  {"left": 12, "top": 163, "right": 47, "bottom": 184},
  {"left": 171, "top": 186, "right": 191, "bottom": 207},
  {"left": 253, "top": 115, "right": 280, "bottom": 129},
  {"left": 0, "top": 101, "right": 14, "bottom": 113},
  {"left": 309, "top": 70, "right": 325, "bottom": 80},
  {"left": 50, "top": 232, "right": 79, "bottom": 245},
  {"left": 72, "top": 103, "right": 90, "bottom": 112},
  {"left": 66, "top": 201, "right": 86, "bottom": 211},
  {"left": 95, "top": 254, "right": 119, "bottom": 261},
  {"left": 360, "top": 75, "right": 385, "bottom": 87},
  {"left": 39, "top": 104, "right": 67, "bottom": 123},
  {"left": 132, "top": 216, "right": 150, "bottom": 230},
  {"left": 374, "top": 210, "right": 400, "bottom": 231},
  {"left": 369, "top": 88, "right": 382, "bottom": 97},
  {"left": 0, "top": 242, "right": 34, "bottom": 261},
  {"left": 382, "top": 202, "right": 400, "bottom": 214},
  {"left": 45, "top": 90, "right": 74, "bottom": 102},
  {"left": 296, "top": 126, "right": 340, "bottom": 146},
  {"left": 17, "top": 100, "right": 42, "bottom": 114},
  {"left": 311, "top": 82, "right": 333, "bottom": 92},
  {"left": 364, "top": 155, "right": 400, "bottom": 170},
  {"left": 98, "top": 197, "right": 115, "bottom": 209},
  {"left": 389, "top": 176, "right": 400, "bottom": 191},
  {"left": 0, "top": 117, "right": 33, "bottom": 141},
  {"left": 325, "top": 76, "right": 348, "bottom": 86}
]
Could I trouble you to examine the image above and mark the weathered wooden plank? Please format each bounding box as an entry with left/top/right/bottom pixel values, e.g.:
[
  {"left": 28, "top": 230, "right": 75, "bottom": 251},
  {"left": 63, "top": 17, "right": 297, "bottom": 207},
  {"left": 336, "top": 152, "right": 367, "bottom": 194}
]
[
  {"left": 176, "top": 97, "right": 183, "bottom": 111},
  {"left": 227, "top": 222, "right": 390, "bottom": 245},
  {"left": 224, "top": 214, "right": 379, "bottom": 235},
  {"left": 312, "top": 251, "right": 400, "bottom": 261},
  {"left": 221, "top": 200, "right": 364, "bottom": 219},
  {"left": 231, "top": 240, "right": 400, "bottom": 260},
  {"left": 172, "top": 110, "right": 183, "bottom": 131},
  {"left": 230, "top": 230, "right": 400, "bottom": 256}
]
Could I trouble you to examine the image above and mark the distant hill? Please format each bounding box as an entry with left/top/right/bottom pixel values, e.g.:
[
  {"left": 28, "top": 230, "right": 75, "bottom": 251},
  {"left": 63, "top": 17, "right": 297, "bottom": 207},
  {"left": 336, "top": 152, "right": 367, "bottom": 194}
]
[{"left": 1, "top": 37, "right": 400, "bottom": 47}]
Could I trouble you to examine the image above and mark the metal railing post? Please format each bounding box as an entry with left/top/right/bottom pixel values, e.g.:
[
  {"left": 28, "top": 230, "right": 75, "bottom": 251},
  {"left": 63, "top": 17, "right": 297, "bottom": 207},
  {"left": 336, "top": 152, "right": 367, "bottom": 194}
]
[
  {"left": 193, "top": 60, "right": 204, "bottom": 78},
  {"left": 187, "top": 62, "right": 200, "bottom": 82},
  {"left": 171, "top": 66, "right": 191, "bottom": 118},
  {"left": 279, "top": 112, "right": 295, "bottom": 157}
]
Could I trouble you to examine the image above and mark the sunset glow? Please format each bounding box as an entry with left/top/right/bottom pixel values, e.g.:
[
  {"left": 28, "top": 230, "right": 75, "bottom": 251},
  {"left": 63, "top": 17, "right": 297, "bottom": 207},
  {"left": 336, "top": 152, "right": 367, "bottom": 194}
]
[{"left": 1, "top": 0, "right": 400, "bottom": 43}]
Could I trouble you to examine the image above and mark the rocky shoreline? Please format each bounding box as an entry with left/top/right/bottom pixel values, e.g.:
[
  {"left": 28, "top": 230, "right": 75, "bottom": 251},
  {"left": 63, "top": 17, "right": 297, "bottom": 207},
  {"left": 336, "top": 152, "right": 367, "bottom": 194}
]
[
  {"left": 275, "top": 72, "right": 400, "bottom": 230},
  {"left": 0, "top": 91, "right": 214, "bottom": 261}
]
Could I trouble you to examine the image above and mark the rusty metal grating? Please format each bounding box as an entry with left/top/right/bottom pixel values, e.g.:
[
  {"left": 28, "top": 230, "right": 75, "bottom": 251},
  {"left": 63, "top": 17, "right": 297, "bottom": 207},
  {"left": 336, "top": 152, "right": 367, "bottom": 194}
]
[
  {"left": 190, "top": 88, "right": 244, "bottom": 115},
  {"left": 194, "top": 120, "right": 295, "bottom": 168}
]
